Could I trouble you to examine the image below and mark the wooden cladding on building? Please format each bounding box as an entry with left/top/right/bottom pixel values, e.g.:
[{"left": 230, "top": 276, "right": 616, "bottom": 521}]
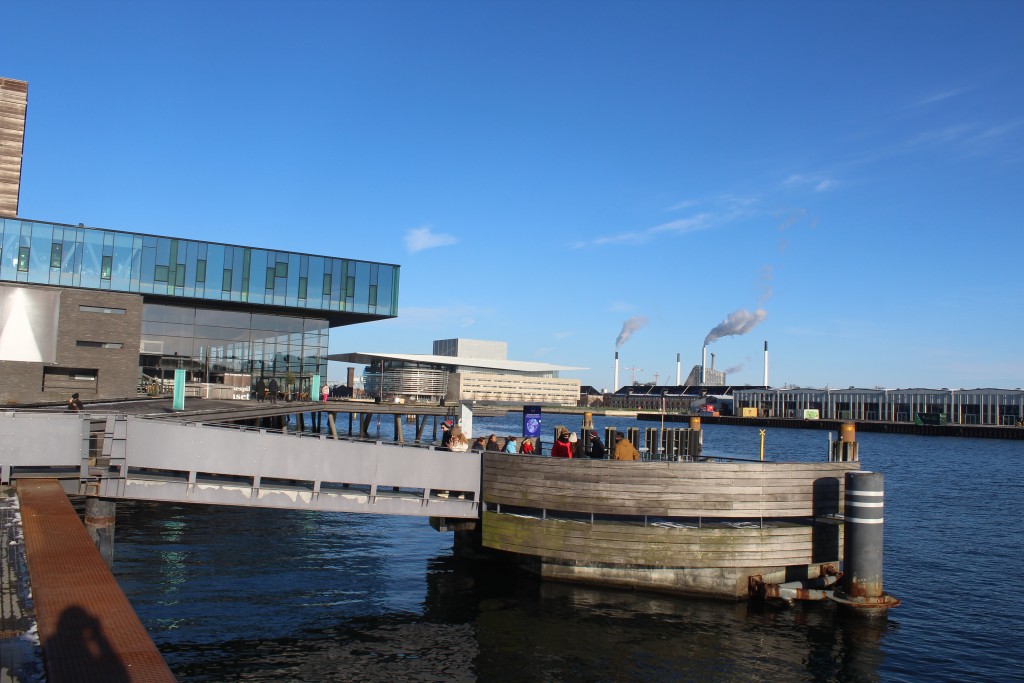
[
  {"left": 0, "top": 78, "right": 27, "bottom": 218},
  {"left": 481, "top": 454, "right": 860, "bottom": 519}
]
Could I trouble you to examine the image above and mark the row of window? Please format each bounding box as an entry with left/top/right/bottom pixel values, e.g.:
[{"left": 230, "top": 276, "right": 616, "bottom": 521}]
[{"left": 1, "top": 218, "right": 399, "bottom": 317}]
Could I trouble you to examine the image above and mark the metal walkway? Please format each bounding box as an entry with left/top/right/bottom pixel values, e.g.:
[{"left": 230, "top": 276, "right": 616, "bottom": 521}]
[
  {"left": 1, "top": 411, "right": 480, "bottom": 518},
  {"left": 17, "top": 479, "right": 176, "bottom": 682}
]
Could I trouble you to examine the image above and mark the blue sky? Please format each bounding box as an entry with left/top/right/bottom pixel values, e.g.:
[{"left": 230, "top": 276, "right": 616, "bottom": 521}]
[{"left": 4, "top": 1, "right": 1023, "bottom": 390}]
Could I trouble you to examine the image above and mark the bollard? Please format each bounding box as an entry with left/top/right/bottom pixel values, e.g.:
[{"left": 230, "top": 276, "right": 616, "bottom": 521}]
[
  {"left": 831, "top": 471, "right": 900, "bottom": 615},
  {"left": 832, "top": 421, "right": 859, "bottom": 461},
  {"left": 689, "top": 416, "right": 701, "bottom": 431}
]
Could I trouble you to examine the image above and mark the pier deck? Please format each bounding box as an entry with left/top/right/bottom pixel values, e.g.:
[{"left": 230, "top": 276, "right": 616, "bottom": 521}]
[{"left": 16, "top": 479, "right": 175, "bottom": 682}]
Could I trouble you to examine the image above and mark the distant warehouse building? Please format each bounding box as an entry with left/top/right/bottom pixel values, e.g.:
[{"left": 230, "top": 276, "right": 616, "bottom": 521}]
[
  {"left": 733, "top": 387, "right": 1024, "bottom": 426},
  {"left": 331, "top": 338, "right": 583, "bottom": 406},
  {"left": 0, "top": 76, "right": 399, "bottom": 404}
]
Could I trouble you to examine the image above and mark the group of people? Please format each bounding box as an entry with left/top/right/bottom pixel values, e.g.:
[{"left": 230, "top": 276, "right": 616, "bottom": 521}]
[
  {"left": 551, "top": 429, "right": 640, "bottom": 460},
  {"left": 440, "top": 422, "right": 536, "bottom": 453},
  {"left": 254, "top": 378, "right": 280, "bottom": 403},
  {"left": 437, "top": 420, "right": 640, "bottom": 460}
]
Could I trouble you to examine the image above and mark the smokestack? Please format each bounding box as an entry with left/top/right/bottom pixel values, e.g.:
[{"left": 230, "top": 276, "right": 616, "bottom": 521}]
[
  {"left": 614, "top": 351, "right": 620, "bottom": 392},
  {"left": 701, "top": 345, "right": 707, "bottom": 385},
  {"left": 763, "top": 340, "right": 769, "bottom": 387},
  {"left": 676, "top": 353, "right": 681, "bottom": 385},
  {"left": 710, "top": 352, "right": 716, "bottom": 371}
]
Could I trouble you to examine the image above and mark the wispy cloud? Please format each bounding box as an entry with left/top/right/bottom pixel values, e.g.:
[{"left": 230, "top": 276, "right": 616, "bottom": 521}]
[
  {"left": 404, "top": 225, "right": 457, "bottom": 253},
  {"left": 782, "top": 173, "right": 837, "bottom": 192},
  {"left": 905, "top": 87, "right": 971, "bottom": 110},
  {"left": 553, "top": 330, "right": 575, "bottom": 340}
]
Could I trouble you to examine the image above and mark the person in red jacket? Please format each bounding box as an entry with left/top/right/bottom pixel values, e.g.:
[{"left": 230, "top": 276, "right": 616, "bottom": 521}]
[{"left": 550, "top": 430, "right": 573, "bottom": 458}]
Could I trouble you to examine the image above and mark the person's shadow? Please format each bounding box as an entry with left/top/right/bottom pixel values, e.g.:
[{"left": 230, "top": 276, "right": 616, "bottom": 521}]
[{"left": 44, "top": 606, "right": 131, "bottom": 682}]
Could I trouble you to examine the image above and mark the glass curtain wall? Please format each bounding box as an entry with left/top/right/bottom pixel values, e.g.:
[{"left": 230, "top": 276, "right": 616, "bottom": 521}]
[
  {"left": 141, "top": 304, "right": 328, "bottom": 398},
  {"left": 0, "top": 218, "right": 399, "bottom": 318}
]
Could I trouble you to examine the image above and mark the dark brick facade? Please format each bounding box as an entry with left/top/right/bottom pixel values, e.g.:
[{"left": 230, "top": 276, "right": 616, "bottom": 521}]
[{"left": 0, "top": 285, "right": 142, "bottom": 405}]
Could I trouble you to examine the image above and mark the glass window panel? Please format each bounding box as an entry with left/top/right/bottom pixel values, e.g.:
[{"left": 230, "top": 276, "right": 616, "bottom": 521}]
[
  {"left": 50, "top": 243, "right": 62, "bottom": 268},
  {"left": 196, "top": 309, "right": 251, "bottom": 328},
  {"left": 222, "top": 269, "right": 232, "bottom": 292},
  {"left": 143, "top": 304, "right": 196, "bottom": 324},
  {"left": 112, "top": 232, "right": 133, "bottom": 290},
  {"left": 298, "top": 277, "right": 307, "bottom": 299},
  {"left": 155, "top": 238, "right": 170, "bottom": 267},
  {"left": 101, "top": 255, "right": 112, "bottom": 280},
  {"left": 17, "top": 246, "right": 29, "bottom": 272},
  {"left": 196, "top": 259, "right": 206, "bottom": 282},
  {"left": 275, "top": 261, "right": 287, "bottom": 278},
  {"left": 81, "top": 230, "right": 103, "bottom": 288},
  {"left": 194, "top": 325, "right": 251, "bottom": 342},
  {"left": 154, "top": 265, "right": 169, "bottom": 282},
  {"left": 266, "top": 267, "right": 275, "bottom": 289},
  {"left": 1, "top": 222, "right": 19, "bottom": 280},
  {"left": 175, "top": 266, "right": 185, "bottom": 287},
  {"left": 307, "top": 257, "right": 324, "bottom": 301}
]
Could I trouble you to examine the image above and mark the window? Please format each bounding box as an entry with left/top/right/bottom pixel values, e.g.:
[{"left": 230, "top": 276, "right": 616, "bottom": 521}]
[
  {"left": 76, "top": 341, "right": 124, "bottom": 349},
  {"left": 101, "top": 255, "right": 112, "bottom": 280},
  {"left": 298, "top": 277, "right": 307, "bottom": 299},
  {"left": 79, "top": 305, "right": 126, "bottom": 315},
  {"left": 196, "top": 259, "right": 206, "bottom": 282},
  {"left": 222, "top": 269, "right": 232, "bottom": 292},
  {"left": 323, "top": 273, "right": 332, "bottom": 295},
  {"left": 17, "top": 246, "right": 29, "bottom": 272},
  {"left": 50, "top": 243, "right": 62, "bottom": 268},
  {"left": 275, "top": 262, "right": 287, "bottom": 278},
  {"left": 266, "top": 267, "right": 275, "bottom": 289},
  {"left": 154, "top": 265, "right": 169, "bottom": 282}
]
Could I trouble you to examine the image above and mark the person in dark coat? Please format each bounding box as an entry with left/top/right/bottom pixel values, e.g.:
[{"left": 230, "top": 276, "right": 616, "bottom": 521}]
[
  {"left": 66, "top": 393, "right": 84, "bottom": 412},
  {"left": 588, "top": 432, "right": 606, "bottom": 458},
  {"left": 255, "top": 378, "right": 266, "bottom": 402},
  {"left": 440, "top": 420, "right": 454, "bottom": 449},
  {"left": 268, "top": 378, "right": 279, "bottom": 404}
]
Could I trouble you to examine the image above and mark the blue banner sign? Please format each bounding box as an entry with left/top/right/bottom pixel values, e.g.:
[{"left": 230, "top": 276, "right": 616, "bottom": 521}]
[{"left": 523, "top": 405, "right": 542, "bottom": 437}]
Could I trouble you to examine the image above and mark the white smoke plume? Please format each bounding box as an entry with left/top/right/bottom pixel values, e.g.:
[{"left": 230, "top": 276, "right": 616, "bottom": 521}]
[
  {"left": 703, "top": 308, "right": 766, "bottom": 346},
  {"left": 615, "top": 316, "right": 648, "bottom": 348}
]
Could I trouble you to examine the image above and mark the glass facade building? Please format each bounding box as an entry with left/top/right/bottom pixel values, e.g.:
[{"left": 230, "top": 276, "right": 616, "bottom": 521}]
[
  {"left": 0, "top": 218, "right": 399, "bottom": 397},
  {"left": 0, "top": 218, "right": 399, "bottom": 320}
]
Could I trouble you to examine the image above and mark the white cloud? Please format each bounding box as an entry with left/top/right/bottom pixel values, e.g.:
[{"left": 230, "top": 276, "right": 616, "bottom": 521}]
[{"left": 404, "top": 225, "right": 457, "bottom": 253}]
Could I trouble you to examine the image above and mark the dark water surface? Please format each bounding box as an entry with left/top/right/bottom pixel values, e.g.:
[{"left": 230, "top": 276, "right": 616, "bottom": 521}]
[{"left": 113, "top": 416, "right": 1024, "bottom": 682}]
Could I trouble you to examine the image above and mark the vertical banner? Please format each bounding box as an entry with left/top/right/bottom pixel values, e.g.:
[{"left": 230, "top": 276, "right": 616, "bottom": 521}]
[
  {"left": 173, "top": 368, "right": 185, "bottom": 411},
  {"left": 311, "top": 374, "right": 321, "bottom": 402},
  {"left": 523, "top": 405, "right": 542, "bottom": 437}
]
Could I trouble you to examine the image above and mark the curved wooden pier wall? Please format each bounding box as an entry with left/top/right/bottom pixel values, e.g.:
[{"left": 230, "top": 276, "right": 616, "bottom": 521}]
[{"left": 480, "top": 454, "right": 860, "bottom": 599}]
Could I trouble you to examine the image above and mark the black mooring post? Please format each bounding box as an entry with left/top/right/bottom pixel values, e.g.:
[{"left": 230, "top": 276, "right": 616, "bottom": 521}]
[{"left": 831, "top": 470, "right": 900, "bottom": 615}]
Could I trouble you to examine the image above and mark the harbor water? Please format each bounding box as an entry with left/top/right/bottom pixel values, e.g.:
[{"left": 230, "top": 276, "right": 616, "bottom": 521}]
[{"left": 109, "top": 414, "right": 1023, "bottom": 682}]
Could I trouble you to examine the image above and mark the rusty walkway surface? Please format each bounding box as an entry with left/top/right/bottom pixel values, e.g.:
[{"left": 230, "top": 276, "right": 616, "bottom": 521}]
[{"left": 16, "top": 479, "right": 176, "bottom": 683}]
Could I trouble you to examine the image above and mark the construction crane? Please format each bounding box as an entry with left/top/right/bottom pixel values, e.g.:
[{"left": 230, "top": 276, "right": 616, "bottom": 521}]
[{"left": 624, "top": 366, "right": 643, "bottom": 385}]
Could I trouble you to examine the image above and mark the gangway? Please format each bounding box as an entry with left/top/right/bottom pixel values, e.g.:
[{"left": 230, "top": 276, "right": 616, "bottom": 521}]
[{"left": 1, "top": 411, "right": 480, "bottom": 519}]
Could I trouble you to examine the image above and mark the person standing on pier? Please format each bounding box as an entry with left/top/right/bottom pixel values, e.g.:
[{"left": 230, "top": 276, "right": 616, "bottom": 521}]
[
  {"left": 551, "top": 430, "right": 573, "bottom": 458},
  {"left": 589, "top": 432, "right": 606, "bottom": 458},
  {"left": 268, "top": 378, "right": 279, "bottom": 404},
  {"left": 504, "top": 436, "right": 518, "bottom": 453},
  {"left": 440, "top": 420, "right": 454, "bottom": 449},
  {"left": 613, "top": 432, "right": 640, "bottom": 461},
  {"left": 485, "top": 434, "right": 502, "bottom": 451},
  {"left": 255, "top": 378, "right": 265, "bottom": 402}
]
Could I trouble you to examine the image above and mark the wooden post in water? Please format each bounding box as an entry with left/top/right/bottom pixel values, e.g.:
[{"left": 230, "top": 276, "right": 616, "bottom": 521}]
[{"left": 84, "top": 497, "right": 116, "bottom": 568}]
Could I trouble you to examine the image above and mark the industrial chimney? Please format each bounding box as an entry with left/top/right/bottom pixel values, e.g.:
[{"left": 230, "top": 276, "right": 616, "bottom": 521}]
[
  {"left": 701, "top": 345, "right": 707, "bottom": 385},
  {"left": 614, "top": 351, "right": 620, "bottom": 392},
  {"left": 763, "top": 340, "right": 769, "bottom": 387},
  {"left": 676, "top": 353, "right": 681, "bottom": 385}
]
